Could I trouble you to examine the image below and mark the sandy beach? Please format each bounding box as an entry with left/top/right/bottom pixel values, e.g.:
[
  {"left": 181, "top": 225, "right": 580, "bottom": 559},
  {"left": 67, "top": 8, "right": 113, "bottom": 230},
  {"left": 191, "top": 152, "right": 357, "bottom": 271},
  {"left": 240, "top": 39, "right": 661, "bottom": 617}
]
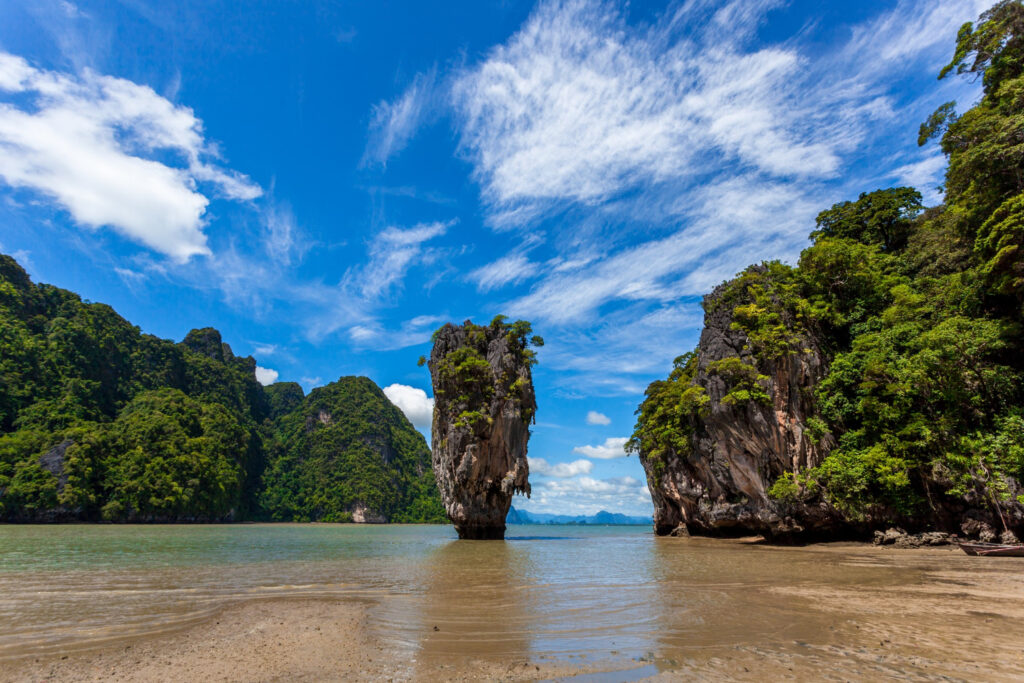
[{"left": 0, "top": 598, "right": 592, "bottom": 683}]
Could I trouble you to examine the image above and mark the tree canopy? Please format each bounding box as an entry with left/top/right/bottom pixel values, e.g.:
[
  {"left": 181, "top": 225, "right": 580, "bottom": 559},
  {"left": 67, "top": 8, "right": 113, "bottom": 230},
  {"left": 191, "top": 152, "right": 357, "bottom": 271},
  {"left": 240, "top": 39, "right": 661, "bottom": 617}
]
[{"left": 0, "top": 257, "right": 443, "bottom": 523}]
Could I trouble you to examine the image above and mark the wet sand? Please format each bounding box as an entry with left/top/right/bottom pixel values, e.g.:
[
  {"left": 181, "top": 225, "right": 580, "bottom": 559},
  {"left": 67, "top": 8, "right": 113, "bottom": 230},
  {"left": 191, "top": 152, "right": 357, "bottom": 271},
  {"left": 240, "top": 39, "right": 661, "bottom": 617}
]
[
  {"left": 3, "top": 529, "right": 1024, "bottom": 682},
  {"left": 0, "top": 599, "right": 591, "bottom": 682}
]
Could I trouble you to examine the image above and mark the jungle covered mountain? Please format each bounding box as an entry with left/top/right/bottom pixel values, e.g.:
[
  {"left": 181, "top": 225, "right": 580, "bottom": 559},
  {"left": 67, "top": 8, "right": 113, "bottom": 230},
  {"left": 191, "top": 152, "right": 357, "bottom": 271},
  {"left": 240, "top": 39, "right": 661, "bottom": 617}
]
[
  {"left": 0, "top": 256, "right": 443, "bottom": 523},
  {"left": 630, "top": 1, "right": 1024, "bottom": 541}
]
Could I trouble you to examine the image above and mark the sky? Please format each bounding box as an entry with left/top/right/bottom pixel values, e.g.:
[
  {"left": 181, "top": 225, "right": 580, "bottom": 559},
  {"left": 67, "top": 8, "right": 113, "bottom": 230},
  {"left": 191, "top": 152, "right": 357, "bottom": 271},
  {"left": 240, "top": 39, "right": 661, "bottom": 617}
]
[{"left": 0, "top": 0, "right": 991, "bottom": 516}]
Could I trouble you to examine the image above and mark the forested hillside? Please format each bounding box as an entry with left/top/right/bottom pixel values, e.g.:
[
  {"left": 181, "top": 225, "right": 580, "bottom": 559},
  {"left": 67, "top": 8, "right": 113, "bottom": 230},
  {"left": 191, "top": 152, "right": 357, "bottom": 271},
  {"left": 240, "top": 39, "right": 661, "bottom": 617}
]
[
  {"left": 630, "top": 2, "right": 1024, "bottom": 541},
  {"left": 0, "top": 257, "right": 443, "bottom": 523}
]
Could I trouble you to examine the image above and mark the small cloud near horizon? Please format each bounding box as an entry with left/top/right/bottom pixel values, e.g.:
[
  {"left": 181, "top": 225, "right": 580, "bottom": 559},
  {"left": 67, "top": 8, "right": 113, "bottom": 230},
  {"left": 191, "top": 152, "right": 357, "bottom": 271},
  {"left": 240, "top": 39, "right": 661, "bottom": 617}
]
[{"left": 573, "top": 437, "right": 628, "bottom": 460}]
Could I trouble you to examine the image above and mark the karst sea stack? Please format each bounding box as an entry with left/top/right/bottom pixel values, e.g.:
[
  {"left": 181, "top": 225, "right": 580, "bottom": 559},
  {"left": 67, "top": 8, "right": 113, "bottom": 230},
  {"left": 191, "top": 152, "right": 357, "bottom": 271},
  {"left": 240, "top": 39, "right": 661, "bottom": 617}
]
[{"left": 427, "top": 317, "right": 542, "bottom": 539}]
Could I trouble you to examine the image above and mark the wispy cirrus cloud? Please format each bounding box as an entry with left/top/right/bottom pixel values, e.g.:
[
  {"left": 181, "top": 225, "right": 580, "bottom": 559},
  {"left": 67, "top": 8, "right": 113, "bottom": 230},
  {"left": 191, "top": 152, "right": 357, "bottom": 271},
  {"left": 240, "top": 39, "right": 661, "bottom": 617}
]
[
  {"left": 364, "top": 69, "right": 438, "bottom": 167},
  {"left": 843, "top": 0, "right": 992, "bottom": 68},
  {"left": 0, "top": 52, "right": 260, "bottom": 262},
  {"left": 353, "top": 220, "right": 451, "bottom": 299},
  {"left": 468, "top": 252, "right": 540, "bottom": 292},
  {"left": 450, "top": 0, "right": 866, "bottom": 226},
  {"left": 437, "top": 0, "right": 985, "bottom": 353}
]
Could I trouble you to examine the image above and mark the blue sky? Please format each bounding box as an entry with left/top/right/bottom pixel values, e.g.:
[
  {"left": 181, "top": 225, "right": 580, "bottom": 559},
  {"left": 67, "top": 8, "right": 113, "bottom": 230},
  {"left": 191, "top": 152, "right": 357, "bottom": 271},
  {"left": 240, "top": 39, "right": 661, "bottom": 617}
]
[{"left": 0, "top": 0, "right": 989, "bottom": 516}]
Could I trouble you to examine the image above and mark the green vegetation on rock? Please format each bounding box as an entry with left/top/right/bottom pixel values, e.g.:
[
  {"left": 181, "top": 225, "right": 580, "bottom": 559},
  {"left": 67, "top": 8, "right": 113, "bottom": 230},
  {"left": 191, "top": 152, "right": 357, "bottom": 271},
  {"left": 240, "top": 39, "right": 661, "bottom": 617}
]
[
  {"left": 0, "top": 258, "right": 443, "bottom": 523},
  {"left": 432, "top": 316, "right": 543, "bottom": 427},
  {"left": 632, "top": 2, "right": 1024, "bottom": 533},
  {"left": 260, "top": 377, "right": 443, "bottom": 523}
]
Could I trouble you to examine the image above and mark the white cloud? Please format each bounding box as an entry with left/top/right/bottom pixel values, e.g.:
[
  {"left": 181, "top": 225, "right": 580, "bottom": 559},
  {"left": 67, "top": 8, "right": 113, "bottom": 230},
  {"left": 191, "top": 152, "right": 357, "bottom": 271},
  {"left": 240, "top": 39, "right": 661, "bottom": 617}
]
[
  {"left": 364, "top": 69, "right": 437, "bottom": 166},
  {"left": 442, "top": 0, "right": 983, "bottom": 332},
  {"left": 59, "top": 1, "right": 83, "bottom": 18},
  {"left": 522, "top": 473, "right": 651, "bottom": 516},
  {"left": 573, "top": 436, "right": 628, "bottom": 460},
  {"left": 585, "top": 410, "right": 610, "bottom": 425},
  {"left": 0, "top": 52, "right": 261, "bottom": 262},
  {"left": 507, "top": 176, "right": 817, "bottom": 324},
  {"left": 451, "top": 0, "right": 856, "bottom": 223},
  {"left": 252, "top": 343, "right": 278, "bottom": 356},
  {"left": 889, "top": 154, "right": 948, "bottom": 205},
  {"left": 254, "top": 366, "right": 279, "bottom": 386},
  {"left": 114, "top": 266, "right": 146, "bottom": 290},
  {"left": 546, "top": 474, "right": 639, "bottom": 493},
  {"left": 844, "top": 0, "right": 992, "bottom": 68},
  {"left": 383, "top": 383, "right": 434, "bottom": 430},
  {"left": 468, "top": 253, "right": 539, "bottom": 292},
  {"left": 528, "top": 457, "right": 593, "bottom": 478},
  {"left": 262, "top": 200, "right": 305, "bottom": 267},
  {"left": 355, "top": 221, "right": 450, "bottom": 299},
  {"left": 347, "top": 314, "right": 448, "bottom": 351},
  {"left": 277, "top": 222, "right": 452, "bottom": 344}
]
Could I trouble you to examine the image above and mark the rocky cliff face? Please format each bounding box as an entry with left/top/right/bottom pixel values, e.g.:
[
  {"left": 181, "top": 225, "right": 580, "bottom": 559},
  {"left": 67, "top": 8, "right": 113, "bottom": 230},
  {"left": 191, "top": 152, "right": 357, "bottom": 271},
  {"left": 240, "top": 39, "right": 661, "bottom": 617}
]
[
  {"left": 637, "top": 268, "right": 844, "bottom": 540},
  {"left": 428, "top": 320, "right": 538, "bottom": 539},
  {"left": 635, "top": 261, "right": 1024, "bottom": 543}
]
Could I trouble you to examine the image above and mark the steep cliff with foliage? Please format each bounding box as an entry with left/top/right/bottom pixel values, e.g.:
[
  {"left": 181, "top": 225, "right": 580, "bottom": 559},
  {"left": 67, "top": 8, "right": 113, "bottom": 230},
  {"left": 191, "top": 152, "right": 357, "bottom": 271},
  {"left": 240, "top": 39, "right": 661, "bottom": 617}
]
[
  {"left": 0, "top": 257, "right": 443, "bottom": 522},
  {"left": 630, "top": 2, "right": 1024, "bottom": 542},
  {"left": 260, "top": 377, "right": 443, "bottom": 523},
  {"left": 428, "top": 317, "right": 542, "bottom": 539}
]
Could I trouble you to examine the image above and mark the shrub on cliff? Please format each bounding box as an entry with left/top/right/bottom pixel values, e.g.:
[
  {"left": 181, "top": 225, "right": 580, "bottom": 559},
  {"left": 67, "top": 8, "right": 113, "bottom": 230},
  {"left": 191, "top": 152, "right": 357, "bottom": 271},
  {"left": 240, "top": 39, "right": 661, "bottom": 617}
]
[{"left": 631, "top": 2, "right": 1024, "bottom": 536}]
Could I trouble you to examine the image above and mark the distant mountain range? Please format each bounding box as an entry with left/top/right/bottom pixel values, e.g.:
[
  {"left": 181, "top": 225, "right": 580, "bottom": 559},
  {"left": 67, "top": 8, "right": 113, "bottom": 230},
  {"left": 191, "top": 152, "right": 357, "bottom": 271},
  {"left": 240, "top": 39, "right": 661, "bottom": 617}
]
[{"left": 507, "top": 506, "right": 650, "bottom": 526}]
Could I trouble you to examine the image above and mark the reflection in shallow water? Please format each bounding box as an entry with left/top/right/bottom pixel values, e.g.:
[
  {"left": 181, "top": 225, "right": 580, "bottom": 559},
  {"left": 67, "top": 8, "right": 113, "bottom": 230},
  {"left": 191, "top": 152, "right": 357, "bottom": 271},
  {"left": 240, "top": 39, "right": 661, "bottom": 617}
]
[
  {"left": 416, "top": 540, "right": 533, "bottom": 661},
  {"left": 2, "top": 524, "right": 1024, "bottom": 677}
]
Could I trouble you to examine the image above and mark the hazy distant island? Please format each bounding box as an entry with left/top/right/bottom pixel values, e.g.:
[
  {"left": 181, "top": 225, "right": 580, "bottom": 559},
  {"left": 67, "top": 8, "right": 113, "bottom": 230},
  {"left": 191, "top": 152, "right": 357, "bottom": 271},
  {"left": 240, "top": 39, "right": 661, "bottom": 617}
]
[{"left": 507, "top": 506, "right": 650, "bottom": 526}]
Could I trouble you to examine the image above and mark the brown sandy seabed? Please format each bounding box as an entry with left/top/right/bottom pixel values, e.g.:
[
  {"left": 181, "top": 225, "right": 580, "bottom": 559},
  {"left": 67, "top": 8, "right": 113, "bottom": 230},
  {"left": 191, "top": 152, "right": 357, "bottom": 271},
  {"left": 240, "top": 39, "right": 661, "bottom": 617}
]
[{"left": 3, "top": 541, "right": 1024, "bottom": 683}]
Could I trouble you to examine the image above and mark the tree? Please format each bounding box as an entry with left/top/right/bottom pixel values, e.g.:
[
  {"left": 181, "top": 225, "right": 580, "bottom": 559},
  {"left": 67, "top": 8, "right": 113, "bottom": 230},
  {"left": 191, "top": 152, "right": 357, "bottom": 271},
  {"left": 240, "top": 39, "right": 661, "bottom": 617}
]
[
  {"left": 939, "top": 1, "right": 1024, "bottom": 93},
  {"left": 811, "top": 188, "right": 923, "bottom": 252},
  {"left": 921, "top": 1, "right": 1024, "bottom": 223}
]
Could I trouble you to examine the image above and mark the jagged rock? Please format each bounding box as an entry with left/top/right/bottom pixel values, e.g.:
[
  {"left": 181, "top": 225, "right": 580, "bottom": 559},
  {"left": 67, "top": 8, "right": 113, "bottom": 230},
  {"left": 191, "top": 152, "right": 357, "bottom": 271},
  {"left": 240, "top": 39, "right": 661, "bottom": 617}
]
[
  {"left": 635, "top": 266, "right": 1024, "bottom": 542},
  {"left": 920, "top": 532, "right": 953, "bottom": 546},
  {"left": 352, "top": 504, "right": 386, "bottom": 524},
  {"left": 638, "top": 270, "right": 842, "bottom": 540},
  {"left": 668, "top": 524, "right": 690, "bottom": 538},
  {"left": 874, "top": 528, "right": 908, "bottom": 546},
  {"left": 893, "top": 531, "right": 952, "bottom": 548},
  {"left": 38, "top": 440, "right": 73, "bottom": 493},
  {"left": 428, "top": 319, "right": 538, "bottom": 540},
  {"left": 963, "top": 518, "right": 999, "bottom": 543}
]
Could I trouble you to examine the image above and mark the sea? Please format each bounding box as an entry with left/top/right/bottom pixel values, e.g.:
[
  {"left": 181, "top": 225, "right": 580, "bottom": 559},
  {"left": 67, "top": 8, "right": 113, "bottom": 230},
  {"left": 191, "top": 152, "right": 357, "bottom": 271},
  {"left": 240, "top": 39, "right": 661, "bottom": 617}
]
[{"left": 1, "top": 524, "right": 1022, "bottom": 678}]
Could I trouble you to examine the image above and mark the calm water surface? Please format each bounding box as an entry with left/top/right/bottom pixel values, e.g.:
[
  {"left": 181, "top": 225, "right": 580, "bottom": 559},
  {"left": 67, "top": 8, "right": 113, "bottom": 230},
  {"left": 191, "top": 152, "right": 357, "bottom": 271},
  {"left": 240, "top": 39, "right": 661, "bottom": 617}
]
[{"left": 2, "top": 524, "right": 1023, "bottom": 677}]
